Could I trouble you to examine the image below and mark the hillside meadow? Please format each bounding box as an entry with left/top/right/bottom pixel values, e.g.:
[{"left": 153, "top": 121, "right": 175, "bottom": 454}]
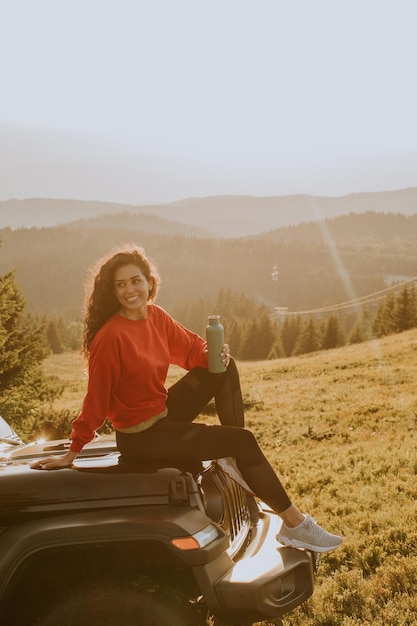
[{"left": 42, "top": 329, "right": 417, "bottom": 625}]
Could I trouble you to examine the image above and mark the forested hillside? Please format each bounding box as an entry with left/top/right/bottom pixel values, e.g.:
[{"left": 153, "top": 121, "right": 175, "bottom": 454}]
[
  {"left": 262, "top": 210, "right": 417, "bottom": 243},
  {"left": 1, "top": 211, "right": 416, "bottom": 323}
]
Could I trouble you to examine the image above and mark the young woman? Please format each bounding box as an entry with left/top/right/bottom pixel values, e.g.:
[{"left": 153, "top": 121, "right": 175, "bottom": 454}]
[{"left": 31, "top": 244, "right": 342, "bottom": 553}]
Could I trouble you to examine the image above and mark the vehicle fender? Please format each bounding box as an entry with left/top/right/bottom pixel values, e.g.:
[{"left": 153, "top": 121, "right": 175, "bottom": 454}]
[{"left": 0, "top": 504, "right": 228, "bottom": 599}]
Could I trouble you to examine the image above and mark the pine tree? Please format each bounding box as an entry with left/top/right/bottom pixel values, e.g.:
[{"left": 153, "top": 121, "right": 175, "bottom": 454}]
[
  {"left": 281, "top": 316, "right": 301, "bottom": 356},
  {"left": 372, "top": 293, "right": 396, "bottom": 337},
  {"left": 268, "top": 335, "right": 285, "bottom": 359},
  {"left": 322, "top": 315, "right": 345, "bottom": 350},
  {"left": 393, "top": 285, "right": 417, "bottom": 332},
  {"left": 293, "top": 318, "right": 321, "bottom": 356},
  {"left": 257, "top": 312, "right": 276, "bottom": 360},
  {"left": 46, "top": 320, "right": 65, "bottom": 354},
  {"left": 348, "top": 320, "right": 366, "bottom": 344},
  {"left": 372, "top": 287, "right": 417, "bottom": 338},
  {"left": 238, "top": 319, "right": 259, "bottom": 360},
  {"left": 66, "top": 320, "right": 83, "bottom": 350},
  {"left": 0, "top": 267, "right": 61, "bottom": 437},
  {"left": 225, "top": 317, "right": 242, "bottom": 358}
]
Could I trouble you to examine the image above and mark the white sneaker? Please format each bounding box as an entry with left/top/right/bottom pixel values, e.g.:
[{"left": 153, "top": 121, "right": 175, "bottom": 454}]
[{"left": 277, "top": 515, "right": 343, "bottom": 553}]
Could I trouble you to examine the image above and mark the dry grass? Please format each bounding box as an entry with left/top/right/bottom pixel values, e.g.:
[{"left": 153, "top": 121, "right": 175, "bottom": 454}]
[{"left": 43, "top": 329, "right": 417, "bottom": 625}]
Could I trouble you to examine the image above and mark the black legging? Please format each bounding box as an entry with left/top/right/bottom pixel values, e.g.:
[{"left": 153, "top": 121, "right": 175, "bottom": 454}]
[{"left": 116, "top": 360, "right": 292, "bottom": 514}]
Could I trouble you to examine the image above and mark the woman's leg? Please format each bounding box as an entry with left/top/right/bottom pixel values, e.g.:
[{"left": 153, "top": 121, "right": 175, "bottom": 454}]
[
  {"left": 116, "top": 420, "right": 343, "bottom": 552},
  {"left": 117, "top": 420, "right": 291, "bottom": 512},
  {"left": 166, "top": 358, "right": 244, "bottom": 427}
]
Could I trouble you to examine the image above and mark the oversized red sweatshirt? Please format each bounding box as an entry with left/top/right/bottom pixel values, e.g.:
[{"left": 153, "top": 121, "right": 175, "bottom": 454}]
[{"left": 70, "top": 305, "right": 208, "bottom": 453}]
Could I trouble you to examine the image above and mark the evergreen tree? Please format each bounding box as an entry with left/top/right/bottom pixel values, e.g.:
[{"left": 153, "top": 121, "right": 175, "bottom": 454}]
[
  {"left": 66, "top": 320, "right": 83, "bottom": 350},
  {"left": 257, "top": 312, "right": 276, "bottom": 360},
  {"left": 46, "top": 320, "right": 65, "bottom": 354},
  {"left": 171, "top": 287, "right": 276, "bottom": 359},
  {"left": 225, "top": 317, "right": 242, "bottom": 358},
  {"left": 56, "top": 317, "right": 68, "bottom": 348},
  {"left": 392, "top": 285, "right": 417, "bottom": 332},
  {"left": 238, "top": 319, "right": 259, "bottom": 360},
  {"left": 0, "top": 267, "right": 61, "bottom": 437},
  {"left": 281, "top": 316, "right": 301, "bottom": 356},
  {"left": 372, "top": 287, "right": 417, "bottom": 338},
  {"left": 372, "top": 293, "right": 396, "bottom": 337},
  {"left": 268, "top": 335, "right": 285, "bottom": 359},
  {"left": 293, "top": 318, "right": 321, "bottom": 356},
  {"left": 322, "top": 315, "right": 345, "bottom": 350},
  {"left": 348, "top": 320, "right": 366, "bottom": 344},
  {"left": 410, "top": 285, "right": 417, "bottom": 327}
]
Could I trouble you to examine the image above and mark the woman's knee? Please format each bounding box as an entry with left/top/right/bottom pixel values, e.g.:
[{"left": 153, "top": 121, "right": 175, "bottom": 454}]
[{"left": 234, "top": 426, "right": 260, "bottom": 454}]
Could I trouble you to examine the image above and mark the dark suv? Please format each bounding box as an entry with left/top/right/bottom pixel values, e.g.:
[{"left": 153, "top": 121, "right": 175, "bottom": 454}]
[{"left": 0, "top": 415, "right": 315, "bottom": 626}]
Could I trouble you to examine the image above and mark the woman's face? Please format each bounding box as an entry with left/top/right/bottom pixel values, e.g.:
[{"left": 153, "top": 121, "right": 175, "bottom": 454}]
[{"left": 113, "top": 263, "right": 152, "bottom": 320}]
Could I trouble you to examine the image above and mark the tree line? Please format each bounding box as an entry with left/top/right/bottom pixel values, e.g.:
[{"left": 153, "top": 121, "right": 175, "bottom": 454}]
[
  {"left": 171, "top": 282, "right": 417, "bottom": 360},
  {"left": 31, "top": 281, "right": 417, "bottom": 360}
]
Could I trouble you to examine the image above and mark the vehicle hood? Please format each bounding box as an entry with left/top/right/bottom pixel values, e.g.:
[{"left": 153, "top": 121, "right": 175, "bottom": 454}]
[{"left": 0, "top": 432, "right": 187, "bottom": 525}]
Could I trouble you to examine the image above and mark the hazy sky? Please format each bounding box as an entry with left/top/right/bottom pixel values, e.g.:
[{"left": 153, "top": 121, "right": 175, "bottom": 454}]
[{"left": 1, "top": 0, "right": 417, "bottom": 202}]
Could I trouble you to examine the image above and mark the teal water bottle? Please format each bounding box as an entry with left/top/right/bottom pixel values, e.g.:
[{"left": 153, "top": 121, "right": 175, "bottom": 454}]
[{"left": 206, "top": 315, "right": 226, "bottom": 373}]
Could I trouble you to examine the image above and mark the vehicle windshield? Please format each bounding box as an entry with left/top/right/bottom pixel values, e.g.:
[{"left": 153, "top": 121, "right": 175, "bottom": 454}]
[{"left": 0, "top": 415, "right": 24, "bottom": 451}]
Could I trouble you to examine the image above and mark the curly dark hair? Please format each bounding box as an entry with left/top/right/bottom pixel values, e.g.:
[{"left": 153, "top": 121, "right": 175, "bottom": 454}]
[{"left": 82, "top": 244, "right": 160, "bottom": 357}]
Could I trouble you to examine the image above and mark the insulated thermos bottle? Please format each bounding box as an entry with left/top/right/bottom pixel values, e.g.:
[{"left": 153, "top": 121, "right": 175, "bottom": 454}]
[{"left": 206, "top": 315, "right": 226, "bottom": 373}]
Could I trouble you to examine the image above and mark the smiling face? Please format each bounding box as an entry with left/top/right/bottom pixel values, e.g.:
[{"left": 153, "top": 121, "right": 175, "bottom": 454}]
[{"left": 113, "top": 263, "right": 152, "bottom": 320}]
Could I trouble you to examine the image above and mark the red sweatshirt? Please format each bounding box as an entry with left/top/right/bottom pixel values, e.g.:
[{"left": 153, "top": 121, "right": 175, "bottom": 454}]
[{"left": 70, "top": 305, "right": 208, "bottom": 452}]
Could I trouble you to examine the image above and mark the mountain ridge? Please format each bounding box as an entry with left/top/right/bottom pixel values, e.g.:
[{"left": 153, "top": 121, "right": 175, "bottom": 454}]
[{"left": 1, "top": 187, "right": 416, "bottom": 237}]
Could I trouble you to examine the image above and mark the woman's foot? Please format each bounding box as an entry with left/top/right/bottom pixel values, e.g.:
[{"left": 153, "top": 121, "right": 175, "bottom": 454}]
[{"left": 277, "top": 515, "right": 343, "bottom": 553}]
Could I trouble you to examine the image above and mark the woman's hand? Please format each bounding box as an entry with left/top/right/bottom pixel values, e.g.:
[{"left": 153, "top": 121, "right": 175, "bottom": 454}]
[
  {"left": 221, "top": 343, "right": 231, "bottom": 368},
  {"left": 30, "top": 450, "right": 77, "bottom": 471}
]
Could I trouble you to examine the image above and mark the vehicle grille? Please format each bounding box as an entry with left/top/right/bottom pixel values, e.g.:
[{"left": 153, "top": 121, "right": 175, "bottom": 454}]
[{"left": 200, "top": 460, "right": 252, "bottom": 555}]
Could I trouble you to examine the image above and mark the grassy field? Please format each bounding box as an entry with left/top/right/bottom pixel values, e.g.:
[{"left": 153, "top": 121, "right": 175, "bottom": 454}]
[{"left": 43, "top": 329, "right": 417, "bottom": 625}]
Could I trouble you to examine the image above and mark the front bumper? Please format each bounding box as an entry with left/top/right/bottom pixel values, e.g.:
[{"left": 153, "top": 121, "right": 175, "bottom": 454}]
[{"left": 195, "top": 507, "right": 314, "bottom": 623}]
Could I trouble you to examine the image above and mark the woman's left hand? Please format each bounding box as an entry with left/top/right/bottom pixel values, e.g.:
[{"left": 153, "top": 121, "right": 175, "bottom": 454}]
[{"left": 221, "top": 343, "right": 231, "bottom": 368}]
